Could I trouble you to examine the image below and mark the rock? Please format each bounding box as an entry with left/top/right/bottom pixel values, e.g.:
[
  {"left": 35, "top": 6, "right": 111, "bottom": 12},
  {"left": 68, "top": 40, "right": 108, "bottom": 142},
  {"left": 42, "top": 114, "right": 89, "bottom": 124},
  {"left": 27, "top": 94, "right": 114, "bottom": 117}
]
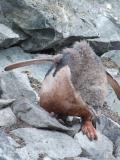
[
  {"left": 105, "top": 68, "right": 120, "bottom": 114},
  {"left": 97, "top": 115, "right": 120, "bottom": 143},
  {"left": 75, "top": 131, "right": 114, "bottom": 160},
  {"left": 14, "top": 98, "right": 73, "bottom": 133},
  {"left": 0, "top": 47, "right": 51, "bottom": 81},
  {"left": 0, "top": 23, "right": 21, "bottom": 49},
  {"left": 102, "top": 50, "right": 120, "bottom": 67},
  {"left": 0, "top": 130, "right": 20, "bottom": 160},
  {"left": 16, "top": 147, "right": 31, "bottom": 160},
  {"left": 64, "top": 157, "right": 93, "bottom": 160},
  {"left": 75, "top": 158, "right": 92, "bottom": 160},
  {"left": 17, "top": 148, "right": 54, "bottom": 160},
  {"left": 0, "top": 107, "right": 17, "bottom": 127},
  {"left": 74, "top": 158, "right": 92, "bottom": 160},
  {"left": 43, "top": 157, "right": 53, "bottom": 160},
  {"left": 88, "top": 15, "right": 120, "bottom": 55},
  {"left": 114, "top": 137, "right": 120, "bottom": 159},
  {"left": 0, "top": 98, "right": 15, "bottom": 108},
  {"left": 11, "top": 128, "right": 82, "bottom": 159},
  {"left": 101, "top": 51, "right": 120, "bottom": 114},
  {"left": 1, "top": 0, "right": 120, "bottom": 54}
]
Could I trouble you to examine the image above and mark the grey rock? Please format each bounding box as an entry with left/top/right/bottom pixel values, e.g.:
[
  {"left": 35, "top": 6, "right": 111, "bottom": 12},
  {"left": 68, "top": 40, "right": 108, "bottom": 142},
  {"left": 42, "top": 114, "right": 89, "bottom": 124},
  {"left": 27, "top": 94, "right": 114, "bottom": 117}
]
[
  {"left": 12, "top": 128, "right": 82, "bottom": 159},
  {"left": 101, "top": 51, "right": 120, "bottom": 114},
  {"left": 43, "top": 157, "right": 53, "bottom": 160},
  {"left": 105, "top": 68, "right": 120, "bottom": 114},
  {"left": 114, "top": 137, "right": 120, "bottom": 159},
  {"left": 97, "top": 115, "right": 120, "bottom": 143},
  {"left": 0, "top": 98, "right": 15, "bottom": 108},
  {"left": 17, "top": 148, "right": 54, "bottom": 160},
  {"left": 16, "top": 147, "right": 31, "bottom": 160},
  {"left": 0, "top": 130, "right": 20, "bottom": 160},
  {"left": 0, "top": 107, "right": 17, "bottom": 127},
  {"left": 14, "top": 98, "right": 73, "bottom": 133},
  {"left": 75, "top": 131, "right": 114, "bottom": 160},
  {"left": 64, "top": 157, "right": 93, "bottom": 160},
  {"left": 88, "top": 15, "right": 120, "bottom": 55},
  {"left": 0, "top": 46, "right": 51, "bottom": 81},
  {"left": 1, "top": 0, "right": 120, "bottom": 54},
  {"left": 0, "top": 23, "right": 20, "bottom": 49},
  {"left": 74, "top": 158, "right": 92, "bottom": 160},
  {"left": 102, "top": 50, "right": 120, "bottom": 67}
]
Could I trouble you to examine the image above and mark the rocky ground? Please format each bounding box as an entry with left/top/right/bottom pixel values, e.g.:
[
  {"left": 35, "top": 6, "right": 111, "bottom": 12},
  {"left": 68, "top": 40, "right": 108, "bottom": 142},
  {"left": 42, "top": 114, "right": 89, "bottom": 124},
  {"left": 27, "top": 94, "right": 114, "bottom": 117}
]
[{"left": 0, "top": 0, "right": 120, "bottom": 160}]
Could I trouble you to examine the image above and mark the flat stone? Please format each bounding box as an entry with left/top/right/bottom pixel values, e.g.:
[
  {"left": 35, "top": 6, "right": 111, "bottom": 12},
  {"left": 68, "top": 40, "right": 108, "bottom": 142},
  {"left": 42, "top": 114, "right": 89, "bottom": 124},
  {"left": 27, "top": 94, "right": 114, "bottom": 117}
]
[
  {"left": 102, "top": 50, "right": 120, "bottom": 67},
  {"left": 12, "top": 128, "right": 82, "bottom": 159}
]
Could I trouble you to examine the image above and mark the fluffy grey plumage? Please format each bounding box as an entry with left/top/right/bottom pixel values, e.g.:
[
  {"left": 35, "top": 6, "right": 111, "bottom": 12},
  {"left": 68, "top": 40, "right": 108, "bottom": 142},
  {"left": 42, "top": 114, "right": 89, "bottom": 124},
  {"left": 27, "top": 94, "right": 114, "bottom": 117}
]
[{"left": 72, "top": 41, "right": 107, "bottom": 107}]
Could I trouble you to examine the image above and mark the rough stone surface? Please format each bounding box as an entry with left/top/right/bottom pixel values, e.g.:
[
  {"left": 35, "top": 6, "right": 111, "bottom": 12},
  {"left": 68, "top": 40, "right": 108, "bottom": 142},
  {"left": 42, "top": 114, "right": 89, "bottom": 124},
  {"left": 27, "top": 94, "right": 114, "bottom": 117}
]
[
  {"left": 106, "top": 69, "right": 120, "bottom": 114},
  {"left": 0, "top": 23, "right": 21, "bottom": 49},
  {"left": 0, "top": 107, "right": 17, "bottom": 127},
  {"left": 75, "top": 131, "right": 114, "bottom": 160},
  {"left": 97, "top": 115, "right": 120, "bottom": 143},
  {"left": 11, "top": 128, "right": 82, "bottom": 159},
  {"left": 0, "top": 47, "right": 51, "bottom": 81},
  {"left": 0, "top": 130, "right": 20, "bottom": 160},
  {"left": 1, "top": 0, "right": 120, "bottom": 54},
  {"left": 0, "top": 98, "right": 15, "bottom": 109},
  {"left": 114, "top": 137, "right": 120, "bottom": 159},
  {"left": 102, "top": 50, "right": 120, "bottom": 67},
  {"left": 64, "top": 158, "right": 93, "bottom": 160}
]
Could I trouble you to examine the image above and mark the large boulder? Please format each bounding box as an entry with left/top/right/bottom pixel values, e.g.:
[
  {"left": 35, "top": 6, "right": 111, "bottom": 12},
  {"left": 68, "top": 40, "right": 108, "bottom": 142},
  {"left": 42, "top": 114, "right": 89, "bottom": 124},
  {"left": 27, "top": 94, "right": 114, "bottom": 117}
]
[
  {"left": 11, "top": 128, "right": 82, "bottom": 159},
  {"left": 0, "top": 0, "right": 120, "bottom": 54}
]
